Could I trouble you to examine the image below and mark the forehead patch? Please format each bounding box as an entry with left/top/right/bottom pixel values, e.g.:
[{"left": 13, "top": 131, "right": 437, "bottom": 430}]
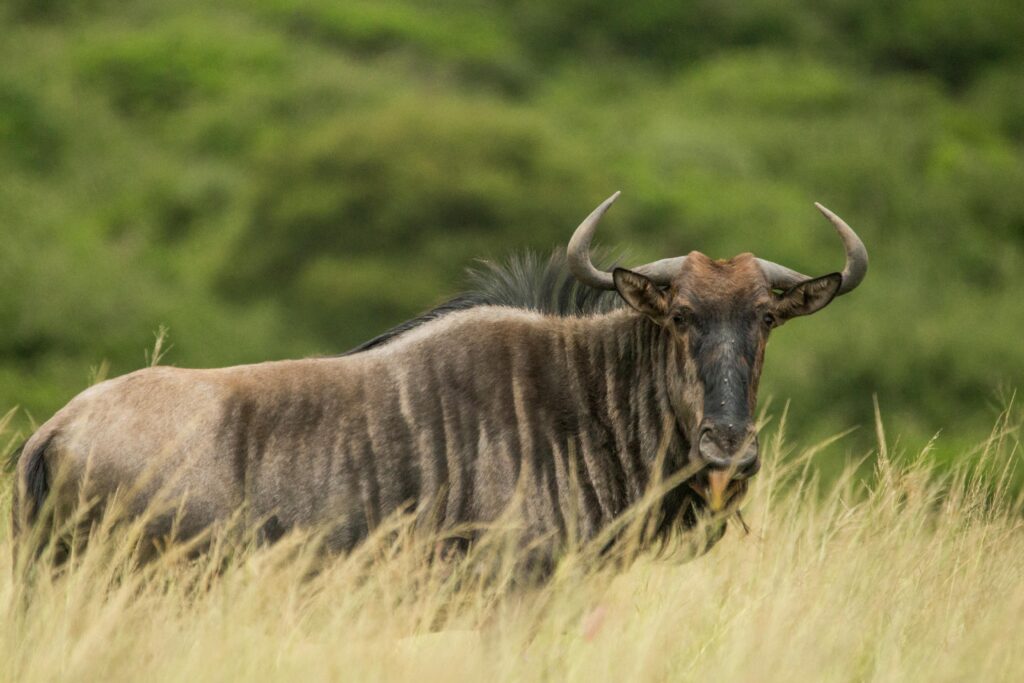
[{"left": 671, "top": 252, "right": 771, "bottom": 309}]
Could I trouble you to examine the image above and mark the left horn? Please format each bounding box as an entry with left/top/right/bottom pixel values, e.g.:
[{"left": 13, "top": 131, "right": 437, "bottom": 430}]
[
  {"left": 567, "top": 192, "right": 687, "bottom": 290},
  {"left": 756, "top": 203, "right": 868, "bottom": 296}
]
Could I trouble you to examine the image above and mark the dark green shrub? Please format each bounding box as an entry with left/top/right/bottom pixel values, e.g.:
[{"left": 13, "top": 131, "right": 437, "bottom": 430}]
[
  {"left": 0, "top": 82, "right": 63, "bottom": 173},
  {"left": 78, "top": 27, "right": 286, "bottom": 117}
]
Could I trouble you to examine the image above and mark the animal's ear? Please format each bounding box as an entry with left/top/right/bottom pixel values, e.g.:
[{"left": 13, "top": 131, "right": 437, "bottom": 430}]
[
  {"left": 774, "top": 273, "right": 842, "bottom": 321},
  {"left": 613, "top": 268, "right": 670, "bottom": 321}
]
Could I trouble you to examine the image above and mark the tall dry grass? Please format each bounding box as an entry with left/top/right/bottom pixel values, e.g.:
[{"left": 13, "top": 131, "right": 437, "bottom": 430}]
[{"left": 1, "top": 405, "right": 1021, "bottom": 682}]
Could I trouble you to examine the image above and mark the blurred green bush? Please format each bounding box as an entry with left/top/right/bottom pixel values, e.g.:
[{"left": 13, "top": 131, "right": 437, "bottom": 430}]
[
  {"left": 0, "top": 0, "right": 1021, "bottom": 461},
  {"left": 0, "top": 82, "right": 64, "bottom": 173}
]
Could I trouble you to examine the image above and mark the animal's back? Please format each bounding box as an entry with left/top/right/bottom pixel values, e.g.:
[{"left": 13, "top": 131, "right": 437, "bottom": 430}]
[{"left": 12, "top": 307, "right": 590, "bottom": 555}]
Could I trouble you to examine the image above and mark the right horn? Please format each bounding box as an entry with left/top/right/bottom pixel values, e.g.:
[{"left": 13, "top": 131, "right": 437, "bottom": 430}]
[
  {"left": 567, "top": 192, "right": 688, "bottom": 290},
  {"left": 756, "top": 203, "right": 868, "bottom": 295}
]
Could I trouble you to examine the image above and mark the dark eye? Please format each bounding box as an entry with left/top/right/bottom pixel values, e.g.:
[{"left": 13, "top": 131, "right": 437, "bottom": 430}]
[
  {"left": 762, "top": 313, "right": 776, "bottom": 328},
  {"left": 672, "top": 308, "right": 694, "bottom": 326}
]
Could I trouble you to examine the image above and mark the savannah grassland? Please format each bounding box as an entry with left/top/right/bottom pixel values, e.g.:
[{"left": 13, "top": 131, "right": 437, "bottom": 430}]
[
  {"left": 2, "top": 1, "right": 1023, "bottom": 680},
  {"left": 1, "top": 406, "right": 1022, "bottom": 682}
]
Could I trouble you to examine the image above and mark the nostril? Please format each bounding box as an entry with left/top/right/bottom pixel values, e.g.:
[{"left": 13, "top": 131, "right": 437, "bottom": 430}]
[
  {"left": 698, "top": 431, "right": 730, "bottom": 466},
  {"left": 737, "top": 456, "right": 761, "bottom": 479},
  {"left": 734, "top": 443, "right": 760, "bottom": 477},
  {"left": 737, "top": 440, "right": 758, "bottom": 463}
]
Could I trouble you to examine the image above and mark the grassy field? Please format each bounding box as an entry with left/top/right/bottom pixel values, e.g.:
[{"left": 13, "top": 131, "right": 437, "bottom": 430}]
[{"left": 3, "top": 406, "right": 1021, "bottom": 682}]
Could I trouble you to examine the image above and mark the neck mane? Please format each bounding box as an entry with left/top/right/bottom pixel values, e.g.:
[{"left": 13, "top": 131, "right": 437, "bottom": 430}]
[{"left": 342, "top": 250, "right": 625, "bottom": 356}]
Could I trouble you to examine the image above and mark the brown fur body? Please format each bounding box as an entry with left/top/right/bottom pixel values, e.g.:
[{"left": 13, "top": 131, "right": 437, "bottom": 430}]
[
  {"left": 13, "top": 249, "right": 848, "bottom": 560},
  {"left": 16, "top": 307, "right": 694, "bottom": 556}
]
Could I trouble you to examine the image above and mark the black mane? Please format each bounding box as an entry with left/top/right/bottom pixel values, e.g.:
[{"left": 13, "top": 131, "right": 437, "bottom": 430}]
[{"left": 342, "top": 249, "right": 625, "bottom": 355}]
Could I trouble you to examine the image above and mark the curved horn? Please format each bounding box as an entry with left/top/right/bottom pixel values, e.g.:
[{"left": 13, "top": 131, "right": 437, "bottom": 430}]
[
  {"left": 567, "top": 192, "right": 687, "bottom": 290},
  {"left": 633, "top": 256, "right": 689, "bottom": 283},
  {"left": 567, "top": 192, "right": 620, "bottom": 289},
  {"left": 756, "top": 203, "right": 868, "bottom": 296},
  {"left": 815, "top": 202, "right": 868, "bottom": 295}
]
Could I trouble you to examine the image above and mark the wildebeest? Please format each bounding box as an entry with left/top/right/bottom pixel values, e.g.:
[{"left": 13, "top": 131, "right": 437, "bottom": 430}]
[{"left": 12, "top": 192, "right": 866, "bottom": 563}]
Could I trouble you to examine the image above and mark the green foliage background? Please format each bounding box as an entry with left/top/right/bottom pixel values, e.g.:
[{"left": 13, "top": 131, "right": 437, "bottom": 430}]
[{"left": 1, "top": 0, "right": 1022, "bottom": 462}]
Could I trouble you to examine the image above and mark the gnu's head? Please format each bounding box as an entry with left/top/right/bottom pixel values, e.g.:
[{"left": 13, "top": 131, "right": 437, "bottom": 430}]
[{"left": 567, "top": 192, "right": 868, "bottom": 509}]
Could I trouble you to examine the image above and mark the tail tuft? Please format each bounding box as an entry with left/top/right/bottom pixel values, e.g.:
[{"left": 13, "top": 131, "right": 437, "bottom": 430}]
[{"left": 14, "top": 434, "right": 54, "bottom": 535}]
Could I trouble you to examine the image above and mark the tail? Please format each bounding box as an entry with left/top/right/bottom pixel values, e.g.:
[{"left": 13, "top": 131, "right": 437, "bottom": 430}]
[{"left": 11, "top": 433, "right": 54, "bottom": 541}]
